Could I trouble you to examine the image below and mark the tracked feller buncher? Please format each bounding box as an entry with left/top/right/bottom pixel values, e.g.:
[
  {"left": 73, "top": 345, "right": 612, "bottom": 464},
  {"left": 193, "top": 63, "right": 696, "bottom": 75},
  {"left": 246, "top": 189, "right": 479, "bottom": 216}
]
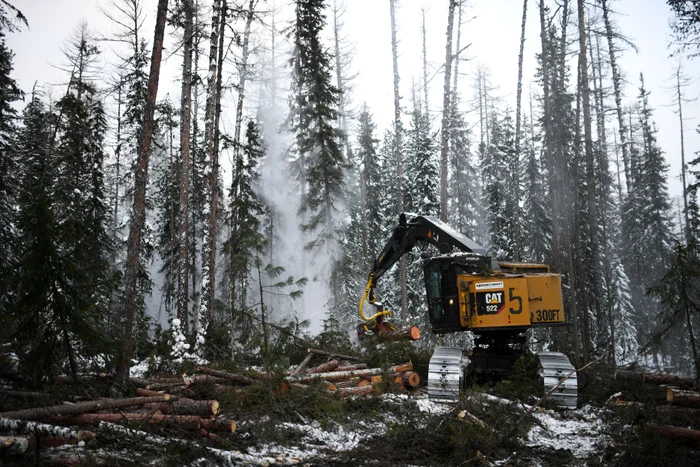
[{"left": 359, "top": 213, "right": 577, "bottom": 408}]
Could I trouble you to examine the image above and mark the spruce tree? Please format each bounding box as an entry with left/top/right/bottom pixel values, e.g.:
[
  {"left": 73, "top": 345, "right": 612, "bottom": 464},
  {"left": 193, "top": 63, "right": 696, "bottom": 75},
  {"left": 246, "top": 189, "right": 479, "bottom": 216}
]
[
  {"left": 226, "top": 120, "right": 266, "bottom": 314},
  {"left": 355, "top": 104, "right": 381, "bottom": 269},
  {"left": 0, "top": 25, "right": 22, "bottom": 323},
  {"left": 287, "top": 0, "right": 345, "bottom": 251},
  {"left": 404, "top": 103, "right": 439, "bottom": 216},
  {"left": 11, "top": 97, "right": 107, "bottom": 386}
]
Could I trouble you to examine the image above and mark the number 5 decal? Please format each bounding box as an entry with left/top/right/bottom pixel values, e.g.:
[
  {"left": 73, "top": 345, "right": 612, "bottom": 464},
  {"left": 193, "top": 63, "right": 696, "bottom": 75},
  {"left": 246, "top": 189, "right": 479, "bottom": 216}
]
[{"left": 509, "top": 287, "right": 522, "bottom": 314}]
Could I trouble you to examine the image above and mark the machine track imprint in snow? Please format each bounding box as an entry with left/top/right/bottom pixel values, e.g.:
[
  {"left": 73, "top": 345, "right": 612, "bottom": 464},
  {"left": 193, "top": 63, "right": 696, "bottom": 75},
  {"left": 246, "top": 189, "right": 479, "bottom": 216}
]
[{"left": 361, "top": 213, "right": 578, "bottom": 408}]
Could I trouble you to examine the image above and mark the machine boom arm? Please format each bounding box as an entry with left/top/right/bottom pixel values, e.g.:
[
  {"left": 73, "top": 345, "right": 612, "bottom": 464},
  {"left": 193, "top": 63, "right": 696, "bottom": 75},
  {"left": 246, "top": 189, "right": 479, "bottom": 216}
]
[{"left": 360, "top": 213, "right": 488, "bottom": 321}]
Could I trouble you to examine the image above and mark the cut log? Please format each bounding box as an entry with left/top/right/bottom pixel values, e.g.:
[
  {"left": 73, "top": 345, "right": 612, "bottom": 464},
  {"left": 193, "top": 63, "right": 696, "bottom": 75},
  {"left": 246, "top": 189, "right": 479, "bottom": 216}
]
[
  {"left": 145, "top": 381, "right": 187, "bottom": 390},
  {"left": 289, "top": 354, "right": 313, "bottom": 376},
  {"left": 385, "top": 325, "right": 421, "bottom": 341},
  {"left": 136, "top": 388, "right": 165, "bottom": 397},
  {"left": 644, "top": 423, "right": 700, "bottom": 447},
  {"left": 58, "top": 413, "right": 236, "bottom": 432},
  {"left": 0, "top": 390, "right": 55, "bottom": 399},
  {"left": 370, "top": 375, "right": 383, "bottom": 384},
  {"left": 307, "top": 348, "right": 362, "bottom": 361},
  {"left": 357, "top": 379, "right": 372, "bottom": 388},
  {"left": 337, "top": 386, "right": 375, "bottom": 397},
  {"left": 200, "top": 428, "right": 226, "bottom": 446},
  {"left": 335, "top": 378, "right": 361, "bottom": 389},
  {"left": 200, "top": 417, "right": 236, "bottom": 433},
  {"left": 304, "top": 359, "right": 339, "bottom": 374},
  {"left": 286, "top": 362, "right": 413, "bottom": 384},
  {"left": 401, "top": 371, "right": 421, "bottom": 388},
  {"left": 615, "top": 370, "right": 696, "bottom": 389},
  {"left": 333, "top": 363, "right": 368, "bottom": 372},
  {"left": 0, "top": 418, "right": 95, "bottom": 440},
  {"left": 129, "top": 377, "right": 151, "bottom": 388},
  {"left": 0, "top": 396, "right": 172, "bottom": 421},
  {"left": 0, "top": 435, "right": 29, "bottom": 455},
  {"left": 666, "top": 388, "right": 700, "bottom": 407},
  {"left": 142, "top": 399, "right": 220, "bottom": 416},
  {"left": 195, "top": 367, "right": 255, "bottom": 385}
]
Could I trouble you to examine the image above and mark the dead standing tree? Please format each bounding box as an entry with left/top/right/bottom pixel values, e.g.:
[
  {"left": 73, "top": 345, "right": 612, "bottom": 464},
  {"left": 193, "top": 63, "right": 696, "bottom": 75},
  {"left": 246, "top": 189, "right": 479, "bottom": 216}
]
[
  {"left": 118, "top": 0, "right": 169, "bottom": 380},
  {"left": 439, "top": 0, "right": 457, "bottom": 222}
]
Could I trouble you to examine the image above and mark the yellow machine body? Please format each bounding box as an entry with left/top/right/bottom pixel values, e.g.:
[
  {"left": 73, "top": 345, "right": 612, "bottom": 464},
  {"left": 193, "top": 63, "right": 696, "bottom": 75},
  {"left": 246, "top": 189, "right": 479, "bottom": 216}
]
[{"left": 457, "top": 272, "right": 565, "bottom": 331}]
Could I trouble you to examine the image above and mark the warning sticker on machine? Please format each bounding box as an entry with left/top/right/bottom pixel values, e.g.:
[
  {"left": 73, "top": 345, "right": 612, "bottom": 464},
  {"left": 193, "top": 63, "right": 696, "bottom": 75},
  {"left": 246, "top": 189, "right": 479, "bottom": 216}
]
[{"left": 475, "top": 281, "right": 504, "bottom": 290}]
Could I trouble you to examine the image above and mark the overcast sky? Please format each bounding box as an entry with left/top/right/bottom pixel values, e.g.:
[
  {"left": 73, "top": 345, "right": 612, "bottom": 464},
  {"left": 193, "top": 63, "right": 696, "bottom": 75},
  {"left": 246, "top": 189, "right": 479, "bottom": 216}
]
[{"left": 6, "top": 0, "right": 700, "bottom": 208}]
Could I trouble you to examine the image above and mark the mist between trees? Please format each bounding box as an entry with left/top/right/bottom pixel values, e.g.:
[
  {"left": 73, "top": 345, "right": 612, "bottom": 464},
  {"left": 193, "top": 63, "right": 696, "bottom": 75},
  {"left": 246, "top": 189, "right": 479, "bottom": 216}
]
[{"left": 0, "top": 0, "right": 698, "bottom": 386}]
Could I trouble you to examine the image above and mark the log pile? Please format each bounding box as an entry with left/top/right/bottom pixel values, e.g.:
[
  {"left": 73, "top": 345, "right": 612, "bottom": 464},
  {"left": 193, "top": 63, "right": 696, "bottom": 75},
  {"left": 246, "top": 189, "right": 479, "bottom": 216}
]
[
  {"left": 284, "top": 348, "right": 421, "bottom": 396},
  {"left": 0, "top": 348, "right": 423, "bottom": 463},
  {"left": 610, "top": 370, "right": 700, "bottom": 447}
]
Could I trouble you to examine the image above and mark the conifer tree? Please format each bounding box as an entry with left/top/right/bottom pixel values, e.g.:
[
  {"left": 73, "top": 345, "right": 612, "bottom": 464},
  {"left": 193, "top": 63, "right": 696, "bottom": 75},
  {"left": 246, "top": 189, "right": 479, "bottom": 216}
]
[
  {"left": 226, "top": 120, "right": 266, "bottom": 314},
  {"left": 11, "top": 97, "right": 107, "bottom": 386},
  {"left": 0, "top": 22, "right": 22, "bottom": 320},
  {"left": 405, "top": 102, "right": 439, "bottom": 217},
  {"left": 355, "top": 104, "right": 380, "bottom": 269},
  {"left": 287, "top": 0, "right": 345, "bottom": 251},
  {"left": 621, "top": 75, "right": 674, "bottom": 328}
]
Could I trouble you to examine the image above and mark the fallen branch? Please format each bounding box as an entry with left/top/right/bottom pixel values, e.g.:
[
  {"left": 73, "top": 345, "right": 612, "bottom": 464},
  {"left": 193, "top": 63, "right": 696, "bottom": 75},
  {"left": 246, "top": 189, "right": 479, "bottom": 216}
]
[
  {"left": 0, "top": 396, "right": 172, "bottom": 421},
  {"left": 289, "top": 354, "right": 313, "bottom": 376},
  {"left": 98, "top": 422, "right": 272, "bottom": 465}
]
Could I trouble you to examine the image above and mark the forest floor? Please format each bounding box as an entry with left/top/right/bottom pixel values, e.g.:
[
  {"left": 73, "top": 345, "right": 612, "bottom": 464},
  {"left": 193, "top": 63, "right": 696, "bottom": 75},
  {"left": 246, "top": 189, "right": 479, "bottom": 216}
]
[{"left": 1, "top": 349, "right": 699, "bottom": 466}]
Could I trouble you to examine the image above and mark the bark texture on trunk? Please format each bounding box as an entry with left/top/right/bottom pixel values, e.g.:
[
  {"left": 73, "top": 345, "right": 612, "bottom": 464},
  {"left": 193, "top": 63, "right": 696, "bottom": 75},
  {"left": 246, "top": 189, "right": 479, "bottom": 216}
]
[
  {"left": 439, "top": 0, "right": 457, "bottom": 222},
  {"left": 118, "top": 0, "right": 170, "bottom": 380}
]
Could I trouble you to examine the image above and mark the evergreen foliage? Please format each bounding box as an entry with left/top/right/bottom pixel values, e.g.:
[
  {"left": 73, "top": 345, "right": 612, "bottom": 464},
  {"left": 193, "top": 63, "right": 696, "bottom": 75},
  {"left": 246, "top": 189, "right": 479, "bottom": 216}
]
[
  {"left": 11, "top": 97, "right": 107, "bottom": 386},
  {"left": 0, "top": 26, "right": 21, "bottom": 323},
  {"left": 404, "top": 103, "right": 438, "bottom": 216},
  {"left": 287, "top": 0, "right": 345, "bottom": 250},
  {"left": 225, "top": 120, "right": 266, "bottom": 314}
]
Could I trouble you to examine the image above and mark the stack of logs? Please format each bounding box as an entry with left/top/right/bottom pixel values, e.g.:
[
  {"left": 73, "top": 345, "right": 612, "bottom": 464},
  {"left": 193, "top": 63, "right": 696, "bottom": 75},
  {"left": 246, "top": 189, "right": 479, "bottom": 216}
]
[
  {"left": 0, "top": 347, "right": 422, "bottom": 461},
  {"left": 612, "top": 369, "right": 700, "bottom": 447},
  {"left": 284, "top": 348, "right": 421, "bottom": 397}
]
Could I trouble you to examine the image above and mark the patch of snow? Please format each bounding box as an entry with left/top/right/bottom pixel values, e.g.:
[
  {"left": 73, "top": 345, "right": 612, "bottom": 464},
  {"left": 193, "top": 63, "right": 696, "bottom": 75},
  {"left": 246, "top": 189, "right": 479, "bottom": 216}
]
[{"left": 526, "top": 405, "right": 608, "bottom": 459}]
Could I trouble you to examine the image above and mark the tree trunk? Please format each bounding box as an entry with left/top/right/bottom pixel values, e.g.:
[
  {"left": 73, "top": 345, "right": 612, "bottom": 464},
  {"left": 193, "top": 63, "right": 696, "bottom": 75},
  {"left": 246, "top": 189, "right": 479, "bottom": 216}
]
[
  {"left": 229, "top": 0, "right": 257, "bottom": 311},
  {"left": 0, "top": 396, "right": 172, "bottom": 421},
  {"left": 389, "top": 0, "right": 407, "bottom": 321},
  {"left": 578, "top": 0, "right": 601, "bottom": 364},
  {"left": 177, "top": 0, "right": 194, "bottom": 333},
  {"left": 439, "top": 0, "right": 457, "bottom": 222},
  {"left": 422, "top": 7, "right": 429, "bottom": 112},
  {"left": 62, "top": 413, "right": 236, "bottom": 432},
  {"left": 676, "top": 65, "right": 690, "bottom": 244},
  {"left": 290, "top": 354, "right": 313, "bottom": 376},
  {"left": 117, "top": 0, "right": 169, "bottom": 380},
  {"left": 601, "top": 0, "right": 630, "bottom": 194},
  {"left": 513, "top": 0, "right": 528, "bottom": 262},
  {"left": 538, "top": 0, "right": 559, "bottom": 273}
]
